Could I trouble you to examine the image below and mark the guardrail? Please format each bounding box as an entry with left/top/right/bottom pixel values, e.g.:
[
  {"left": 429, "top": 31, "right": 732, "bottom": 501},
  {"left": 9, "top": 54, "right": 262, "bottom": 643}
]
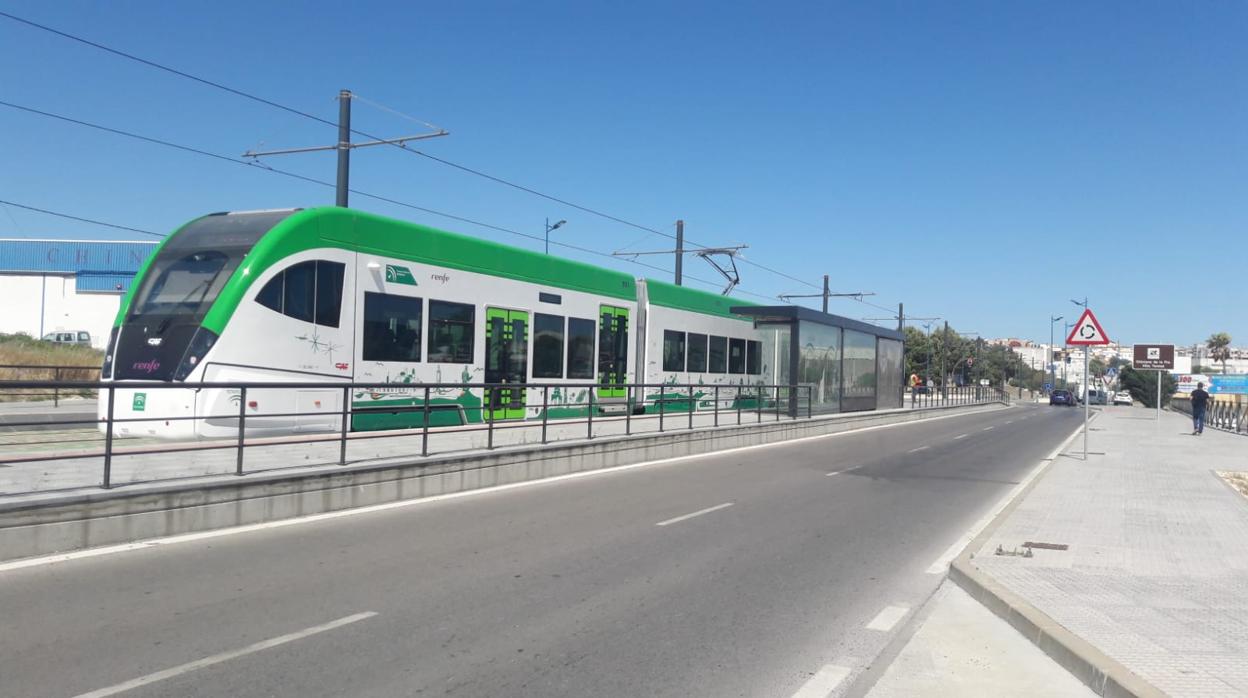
[
  {"left": 0, "top": 378, "right": 1006, "bottom": 494},
  {"left": 1169, "top": 397, "right": 1247, "bottom": 435},
  {"left": 0, "top": 364, "right": 101, "bottom": 407}
]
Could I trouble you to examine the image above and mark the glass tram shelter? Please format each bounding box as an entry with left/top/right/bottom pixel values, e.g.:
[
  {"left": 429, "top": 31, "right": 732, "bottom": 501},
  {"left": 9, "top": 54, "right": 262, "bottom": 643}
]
[{"left": 730, "top": 305, "right": 905, "bottom": 416}]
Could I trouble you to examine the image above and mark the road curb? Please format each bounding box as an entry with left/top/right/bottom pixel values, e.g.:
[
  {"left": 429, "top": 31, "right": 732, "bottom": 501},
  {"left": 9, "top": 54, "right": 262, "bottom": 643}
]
[{"left": 949, "top": 412, "right": 1168, "bottom": 698}]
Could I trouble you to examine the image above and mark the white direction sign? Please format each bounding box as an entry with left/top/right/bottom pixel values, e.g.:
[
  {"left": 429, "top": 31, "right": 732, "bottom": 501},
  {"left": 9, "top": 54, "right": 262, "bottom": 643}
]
[{"left": 1065, "top": 308, "right": 1110, "bottom": 346}]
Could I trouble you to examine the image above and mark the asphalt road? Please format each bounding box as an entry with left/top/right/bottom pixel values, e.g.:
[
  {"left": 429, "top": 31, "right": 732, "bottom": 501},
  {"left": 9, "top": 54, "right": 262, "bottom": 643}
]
[{"left": 0, "top": 402, "right": 1084, "bottom": 698}]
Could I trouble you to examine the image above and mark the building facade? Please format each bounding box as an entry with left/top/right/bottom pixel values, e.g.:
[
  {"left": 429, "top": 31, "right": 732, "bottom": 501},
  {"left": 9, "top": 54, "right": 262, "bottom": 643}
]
[{"left": 0, "top": 239, "right": 158, "bottom": 349}]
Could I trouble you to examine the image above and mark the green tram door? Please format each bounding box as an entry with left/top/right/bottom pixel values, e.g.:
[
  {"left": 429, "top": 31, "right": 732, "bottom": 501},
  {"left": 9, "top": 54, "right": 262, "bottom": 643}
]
[
  {"left": 485, "top": 307, "right": 529, "bottom": 420},
  {"left": 598, "top": 305, "right": 629, "bottom": 401}
]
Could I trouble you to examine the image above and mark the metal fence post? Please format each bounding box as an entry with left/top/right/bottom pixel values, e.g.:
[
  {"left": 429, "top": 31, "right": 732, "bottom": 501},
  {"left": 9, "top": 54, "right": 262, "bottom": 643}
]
[
  {"left": 808, "top": 386, "right": 813, "bottom": 418},
  {"left": 688, "top": 384, "right": 694, "bottom": 430},
  {"left": 587, "top": 387, "right": 594, "bottom": 439},
  {"left": 541, "top": 386, "right": 549, "bottom": 444},
  {"left": 421, "top": 386, "right": 431, "bottom": 457},
  {"left": 713, "top": 385, "right": 720, "bottom": 427},
  {"left": 102, "top": 385, "right": 115, "bottom": 489},
  {"left": 339, "top": 385, "right": 350, "bottom": 465},
  {"left": 774, "top": 385, "right": 780, "bottom": 421},
  {"left": 236, "top": 386, "right": 247, "bottom": 476},
  {"left": 487, "top": 392, "right": 495, "bottom": 450},
  {"left": 626, "top": 388, "right": 633, "bottom": 436},
  {"left": 737, "top": 388, "right": 742, "bottom": 425},
  {"left": 756, "top": 385, "right": 762, "bottom": 423},
  {"left": 659, "top": 388, "right": 665, "bottom": 433},
  {"left": 53, "top": 366, "right": 60, "bottom": 408}
]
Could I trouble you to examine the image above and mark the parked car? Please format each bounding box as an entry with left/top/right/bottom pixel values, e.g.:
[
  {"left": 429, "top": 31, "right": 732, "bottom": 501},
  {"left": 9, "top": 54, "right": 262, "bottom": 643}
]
[
  {"left": 1050, "top": 389, "right": 1076, "bottom": 406},
  {"left": 1113, "top": 391, "right": 1133, "bottom": 406},
  {"left": 1085, "top": 389, "right": 1108, "bottom": 406},
  {"left": 41, "top": 331, "right": 91, "bottom": 346}
]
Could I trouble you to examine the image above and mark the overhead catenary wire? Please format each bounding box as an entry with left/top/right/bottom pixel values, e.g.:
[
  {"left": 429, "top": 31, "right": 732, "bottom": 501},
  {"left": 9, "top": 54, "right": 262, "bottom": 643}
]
[
  {"left": 0, "top": 99, "right": 782, "bottom": 298},
  {"left": 0, "top": 198, "right": 163, "bottom": 237},
  {"left": 0, "top": 10, "right": 829, "bottom": 297}
]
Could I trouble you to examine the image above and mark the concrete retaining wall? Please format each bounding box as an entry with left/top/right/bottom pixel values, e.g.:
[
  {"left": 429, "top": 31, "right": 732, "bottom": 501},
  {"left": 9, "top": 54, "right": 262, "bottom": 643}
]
[{"left": 0, "top": 402, "right": 1005, "bottom": 563}]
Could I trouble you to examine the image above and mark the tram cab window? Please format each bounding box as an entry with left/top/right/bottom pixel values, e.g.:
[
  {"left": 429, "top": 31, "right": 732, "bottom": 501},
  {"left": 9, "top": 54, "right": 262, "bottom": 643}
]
[
  {"left": 728, "top": 338, "right": 746, "bottom": 374},
  {"left": 566, "top": 317, "right": 595, "bottom": 379},
  {"left": 363, "top": 291, "right": 422, "bottom": 362},
  {"left": 708, "top": 335, "right": 727, "bottom": 373},
  {"left": 687, "top": 333, "right": 708, "bottom": 373},
  {"left": 533, "top": 313, "right": 565, "bottom": 378},
  {"left": 255, "top": 260, "right": 345, "bottom": 328},
  {"left": 746, "top": 340, "right": 762, "bottom": 375},
  {"left": 427, "top": 300, "right": 475, "bottom": 363},
  {"left": 663, "top": 330, "right": 686, "bottom": 372}
]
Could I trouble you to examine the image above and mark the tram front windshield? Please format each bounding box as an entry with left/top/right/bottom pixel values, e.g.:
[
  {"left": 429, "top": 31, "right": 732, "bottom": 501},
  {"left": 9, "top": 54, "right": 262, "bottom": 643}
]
[{"left": 128, "top": 210, "right": 294, "bottom": 323}]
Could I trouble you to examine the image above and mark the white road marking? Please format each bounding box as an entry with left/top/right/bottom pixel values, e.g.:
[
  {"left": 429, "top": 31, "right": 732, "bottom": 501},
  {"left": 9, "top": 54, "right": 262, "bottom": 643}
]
[
  {"left": 655, "top": 502, "right": 734, "bottom": 527},
  {"left": 982, "top": 426, "right": 994, "bottom": 431},
  {"left": 0, "top": 405, "right": 1007, "bottom": 575},
  {"left": 790, "top": 663, "right": 853, "bottom": 698},
  {"left": 1005, "top": 420, "right": 1014, "bottom": 425},
  {"left": 953, "top": 433, "right": 969, "bottom": 440},
  {"left": 865, "top": 604, "right": 910, "bottom": 632},
  {"left": 72, "top": 612, "right": 377, "bottom": 698},
  {"left": 924, "top": 421, "right": 1087, "bottom": 574},
  {"left": 907, "top": 445, "right": 930, "bottom": 453}
]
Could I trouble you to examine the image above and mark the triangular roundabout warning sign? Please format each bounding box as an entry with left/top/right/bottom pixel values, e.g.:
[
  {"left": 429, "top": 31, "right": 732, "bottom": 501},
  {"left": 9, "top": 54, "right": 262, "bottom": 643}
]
[{"left": 1066, "top": 308, "right": 1110, "bottom": 346}]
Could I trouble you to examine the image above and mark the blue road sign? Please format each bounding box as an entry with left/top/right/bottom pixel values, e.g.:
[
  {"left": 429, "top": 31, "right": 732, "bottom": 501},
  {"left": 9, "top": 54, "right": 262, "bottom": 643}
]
[
  {"left": 1209, "top": 375, "right": 1248, "bottom": 395},
  {"left": 1043, "top": 382, "right": 1053, "bottom": 391},
  {"left": 1106, "top": 367, "right": 1118, "bottom": 378}
]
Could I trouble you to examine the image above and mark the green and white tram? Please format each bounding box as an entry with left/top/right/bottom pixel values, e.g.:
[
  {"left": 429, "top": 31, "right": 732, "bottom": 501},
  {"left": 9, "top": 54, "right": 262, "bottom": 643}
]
[{"left": 100, "top": 207, "right": 778, "bottom": 439}]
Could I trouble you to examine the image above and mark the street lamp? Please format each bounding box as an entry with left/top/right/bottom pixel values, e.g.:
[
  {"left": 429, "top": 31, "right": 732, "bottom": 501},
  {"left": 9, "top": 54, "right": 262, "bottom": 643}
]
[
  {"left": 1049, "top": 315, "right": 1063, "bottom": 393},
  {"left": 544, "top": 218, "right": 567, "bottom": 255}
]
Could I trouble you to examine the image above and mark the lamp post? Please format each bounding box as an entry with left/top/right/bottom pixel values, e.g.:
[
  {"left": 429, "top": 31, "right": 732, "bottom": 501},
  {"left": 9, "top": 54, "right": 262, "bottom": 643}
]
[
  {"left": 1049, "top": 315, "right": 1063, "bottom": 394},
  {"left": 544, "top": 218, "right": 567, "bottom": 255}
]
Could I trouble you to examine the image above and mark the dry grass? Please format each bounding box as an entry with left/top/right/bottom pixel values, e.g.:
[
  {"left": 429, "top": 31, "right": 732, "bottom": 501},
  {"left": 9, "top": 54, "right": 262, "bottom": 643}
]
[
  {"left": 0, "top": 333, "right": 102, "bottom": 401},
  {"left": 1219, "top": 471, "right": 1248, "bottom": 502}
]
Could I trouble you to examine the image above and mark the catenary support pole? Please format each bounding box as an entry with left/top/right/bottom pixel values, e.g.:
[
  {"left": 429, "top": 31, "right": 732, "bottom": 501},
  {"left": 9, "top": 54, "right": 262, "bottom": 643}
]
[
  {"left": 336, "top": 89, "right": 351, "bottom": 207},
  {"left": 822, "top": 275, "right": 830, "bottom": 313},
  {"left": 674, "top": 219, "right": 684, "bottom": 285}
]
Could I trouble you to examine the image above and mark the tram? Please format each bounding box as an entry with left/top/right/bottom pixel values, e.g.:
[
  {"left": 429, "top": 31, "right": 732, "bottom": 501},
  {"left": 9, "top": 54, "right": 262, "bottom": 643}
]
[{"left": 99, "top": 207, "right": 780, "bottom": 438}]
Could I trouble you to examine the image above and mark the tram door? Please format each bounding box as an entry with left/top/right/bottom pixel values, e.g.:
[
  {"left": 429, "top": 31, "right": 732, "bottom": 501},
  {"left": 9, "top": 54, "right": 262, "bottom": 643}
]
[
  {"left": 598, "top": 305, "right": 629, "bottom": 399},
  {"left": 485, "top": 307, "right": 529, "bottom": 420}
]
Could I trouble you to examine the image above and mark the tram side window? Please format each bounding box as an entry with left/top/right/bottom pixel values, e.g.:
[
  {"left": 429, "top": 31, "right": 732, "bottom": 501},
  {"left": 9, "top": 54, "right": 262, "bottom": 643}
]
[
  {"left": 363, "top": 292, "right": 422, "bottom": 362},
  {"left": 533, "top": 313, "right": 565, "bottom": 378},
  {"left": 254, "top": 260, "right": 345, "bottom": 328},
  {"left": 746, "top": 340, "right": 762, "bottom": 375},
  {"left": 687, "top": 333, "right": 708, "bottom": 373},
  {"left": 728, "top": 337, "right": 746, "bottom": 374},
  {"left": 708, "top": 335, "right": 727, "bottom": 373},
  {"left": 427, "top": 300, "right": 475, "bottom": 363},
  {"left": 663, "top": 330, "right": 686, "bottom": 372},
  {"left": 567, "top": 317, "right": 595, "bottom": 379}
]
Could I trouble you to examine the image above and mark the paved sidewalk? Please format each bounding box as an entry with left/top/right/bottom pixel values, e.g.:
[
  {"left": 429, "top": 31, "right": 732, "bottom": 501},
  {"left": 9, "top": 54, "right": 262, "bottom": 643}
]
[
  {"left": 972, "top": 406, "right": 1248, "bottom": 697},
  {"left": 864, "top": 581, "right": 1093, "bottom": 697}
]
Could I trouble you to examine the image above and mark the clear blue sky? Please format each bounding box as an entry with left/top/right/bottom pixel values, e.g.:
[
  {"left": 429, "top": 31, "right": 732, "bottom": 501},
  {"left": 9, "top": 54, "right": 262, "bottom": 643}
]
[{"left": 2, "top": 1, "right": 1245, "bottom": 347}]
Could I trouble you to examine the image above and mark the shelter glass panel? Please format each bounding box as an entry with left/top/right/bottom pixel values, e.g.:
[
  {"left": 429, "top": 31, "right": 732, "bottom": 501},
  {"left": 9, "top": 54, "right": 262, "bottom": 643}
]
[
  {"left": 843, "top": 329, "right": 877, "bottom": 410},
  {"left": 798, "top": 321, "right": 841, "bottom": 414}
]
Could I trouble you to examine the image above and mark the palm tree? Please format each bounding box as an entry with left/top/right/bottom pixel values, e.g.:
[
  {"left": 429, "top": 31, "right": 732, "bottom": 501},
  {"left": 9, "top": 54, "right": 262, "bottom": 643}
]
[{"left": 1206, "top": 332, "right": 1232, "bottom": 374}]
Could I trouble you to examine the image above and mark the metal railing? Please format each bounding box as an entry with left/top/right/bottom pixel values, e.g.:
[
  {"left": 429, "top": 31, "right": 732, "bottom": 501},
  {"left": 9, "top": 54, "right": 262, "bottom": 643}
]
[
  {"left": 0, "top": 377, "right": 1007, "bottom": 493},
  {"left": 0, "top": 364, "right": 101, "bottom": 407},
  {"left": 907, "top": 384, "right": 1008, "bottom": 408},
  {"left": 0, "top": 379, "right": 813, "bottom": 490},
  {"left": 1169, "top": 397, "right": 1247, "bottom": 435}
]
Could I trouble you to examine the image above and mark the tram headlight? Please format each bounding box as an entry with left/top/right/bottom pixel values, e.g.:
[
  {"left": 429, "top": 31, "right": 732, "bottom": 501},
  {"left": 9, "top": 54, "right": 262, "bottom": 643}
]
[
  {"left": 174, "top": 327, "right": 219, "bottom": 381},
  {"left": 101, "top": 327, "right": 120, "bottom": 379}
]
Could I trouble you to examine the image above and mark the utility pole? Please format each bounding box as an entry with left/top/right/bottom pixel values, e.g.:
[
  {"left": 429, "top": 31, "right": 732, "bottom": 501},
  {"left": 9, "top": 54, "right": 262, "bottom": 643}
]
[
  {"left": 675, "top": 220, "right": 684, "bottom": 286},
  {"left": 822, "top": 275, "right": 830, "bottom": 312},
  {"left": 243, "top": 89, "right": 449, "bottom": 208},
  {"left": 898, "top": 303, "right": 904, "bottom": 332}
]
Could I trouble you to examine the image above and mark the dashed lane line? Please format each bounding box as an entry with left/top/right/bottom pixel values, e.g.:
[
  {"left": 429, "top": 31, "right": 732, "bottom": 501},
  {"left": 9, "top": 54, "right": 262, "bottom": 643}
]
[
  {"left": 865, "top": 604, "right": 910, "bottom": 632},
  {"left": 655, "top": 502, "right": 734, "bottom": 527}
]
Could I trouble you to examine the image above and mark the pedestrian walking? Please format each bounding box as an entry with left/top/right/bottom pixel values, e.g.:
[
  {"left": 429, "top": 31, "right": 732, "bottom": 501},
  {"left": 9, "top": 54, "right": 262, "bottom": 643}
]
[{"left": 1190, "top": 382, "right": 1211, "bottom": 435}]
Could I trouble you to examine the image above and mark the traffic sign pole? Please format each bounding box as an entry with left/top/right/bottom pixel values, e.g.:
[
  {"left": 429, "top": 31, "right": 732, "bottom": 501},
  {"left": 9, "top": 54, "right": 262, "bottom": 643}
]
[{"left": 1066, "top": 308, "right": 1111, "bottom": 461}]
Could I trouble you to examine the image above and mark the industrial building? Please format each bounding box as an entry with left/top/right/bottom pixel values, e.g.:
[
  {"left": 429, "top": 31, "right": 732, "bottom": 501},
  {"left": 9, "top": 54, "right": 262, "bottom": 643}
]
[{"left": 0, "top": 238, "right": 158, "bottom": 349}]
